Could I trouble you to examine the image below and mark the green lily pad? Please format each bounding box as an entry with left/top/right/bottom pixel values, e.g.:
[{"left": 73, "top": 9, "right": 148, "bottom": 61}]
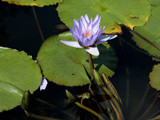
[
  {"left": 149, "top": 64, "right": 160, "bottom": 91},
  {"left": 37, "top": 32, "right": 117, "bottom": 86},
  {"left": 2, "top": 0, "right": 62, "bottom": 7},
  {"left": 150, "top": 0, "right": 160, "bottom": 5},
  {"left": 0, "top": 82, "right": 23, "bottom": 112},
  {"left": 57, "top": 0, "right": 150, "bottom": 34},
  {"left": 131, "top": 1, "right": 160, "bottom": 61},
  {"left": 0, "top": 47, "right": 42, "bottom": 112}
]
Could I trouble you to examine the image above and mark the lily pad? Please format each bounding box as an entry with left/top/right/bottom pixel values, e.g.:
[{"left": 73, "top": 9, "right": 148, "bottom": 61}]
[
  {"left": 131, "top": 1, "right": 160, "bottom": 61},
  {"left": 0, "top": 82, "right": 23, "bottom": 112},
  {"left": 2, "top": 0, "right": 62, "bottom": 7},
  {"left": 37, "top": 32, "right": 117, "bottom": 86},
  {"left": 149, "top": 64, "right": 160, "bottom": 91},
  {"left": 0, "top": 47, "right": 42, "bottom": 112},
  {"left": 150, "top": 0, "right": 160, "bottom": 5},
  {"left": 57, "top": 0, "right": 150, "bottom": 34}
]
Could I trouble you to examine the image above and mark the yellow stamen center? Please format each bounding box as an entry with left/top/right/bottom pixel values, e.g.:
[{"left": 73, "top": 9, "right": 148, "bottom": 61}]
[{"left": 84, "top": 32, "right": 91, "bottom": 38}]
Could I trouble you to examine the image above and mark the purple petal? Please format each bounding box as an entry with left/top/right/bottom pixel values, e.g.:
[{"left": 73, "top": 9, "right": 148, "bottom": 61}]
[
  {"left": 95, "top": 35, "right": 118, "bottom": 45},
  {"left": 78, "top": 35, "right": 95, "bottom": 47},
  {"left": 69, "top": 27, "right": 79, "bottom": 40},
  {"left": 40, "top": 77, "right": 48, "bottom": 91},
  {"left": 107, "top": 34, "right": 117, "bottom": 40},
  {"left": 87, "top": 18, "right": 92, "bottom": 31},
  {"left": 81, "top": 16, "right": 87, "bottom": 29},
  {"left": 84, "top": 14, "right": 89, "bottom": 23},
  {"left": 78, "top": 20, "right": 84, "bottom": 35},
  {"left": 79, "top": 19, "right": 85, "bottom": 30},
  {"left": 93, "top": 14, "right": 99, "bottom": 24},
  {"left": 73, "top": 19, "right": 79, "bottom": 28},
  {"left": 74, "top": 25, "right": 80, "bottom": 35},
  {"left": 93, "top": 17, "right": 101, "bottom": 28},
  {"left": 85, "top": 47, "right": 99, "bottom": 56},
  {"left": 60, "top": 40, "right": 82, "bottom": 48},
  {"left": 92, "top": 23, "right": 100, "bottom": 34},
  {"left": 91, "top": 32, "right": 100, "bottom": 43},
  {"left": 98, "top": 26, "right": 106, "bottom": 36},
  {"left": 78, "top": 36, "right": 88, "bottom": 47}
]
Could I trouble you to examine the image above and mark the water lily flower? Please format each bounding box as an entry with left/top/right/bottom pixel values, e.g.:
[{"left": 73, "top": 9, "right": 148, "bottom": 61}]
[
  {"left": 60, "top": 14, "right": 117, "bottom": 56},
  {"left": 40, "top": 77, "right": 48, "bottom": 91}
]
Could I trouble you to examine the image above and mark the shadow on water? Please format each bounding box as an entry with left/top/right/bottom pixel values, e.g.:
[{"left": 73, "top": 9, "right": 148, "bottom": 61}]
[
  {"left": 93, "top": 43, "right": 118, "bottom": 72},
  {"left": 110, "top": 27, "right": 160, "bottom": 120},
  {"left": 0, "top": 2, "right": 160, "bottom": 120}
]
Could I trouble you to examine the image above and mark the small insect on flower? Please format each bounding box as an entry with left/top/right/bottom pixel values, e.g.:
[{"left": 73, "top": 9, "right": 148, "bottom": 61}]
[{"left": 60, "top": 14, "right": 117, "bottom": 56}]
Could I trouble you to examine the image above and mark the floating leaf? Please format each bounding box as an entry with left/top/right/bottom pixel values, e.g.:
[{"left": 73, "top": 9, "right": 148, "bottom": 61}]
[
  {"left": 0, "top": 47, "right": 42, "bottom": 112},
  {"left": 0, "top": 82, "right": 23, "bottom": 112},
  {"left": 2, "top": 0, "right": 62, "bottom": 7},
  {"left": 21, "top": 90, "right": 31, "bottom": 111},
  {"left": 131, "top": 1, "right": 160, "bottom": 61},
  {"left": 37, "top": 32, "right": 117, "bottom": 86},
  {"left": 149, "top": 64, "right": 160, "bottom": 91},
  {"left": 150, "top": 0, "right": 160, "bottom": 5},
  {"left": 57, "top": 0, "right": 150, "bottom": 34}
]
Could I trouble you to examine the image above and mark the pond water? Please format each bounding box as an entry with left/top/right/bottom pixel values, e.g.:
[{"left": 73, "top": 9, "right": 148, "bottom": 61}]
[{"left": 0, "top": 2, "right": 160, "bottom": 120}]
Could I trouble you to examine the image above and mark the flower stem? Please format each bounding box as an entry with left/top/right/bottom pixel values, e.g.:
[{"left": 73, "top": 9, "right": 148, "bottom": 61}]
[{"left": 88, "top": 53, "right": 94, "bottom": 78}]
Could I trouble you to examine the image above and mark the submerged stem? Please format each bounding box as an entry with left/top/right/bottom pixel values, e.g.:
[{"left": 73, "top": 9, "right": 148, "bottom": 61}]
[
  {"left": 32, "top": 6, "right": 45, "bottom": 42},
  {"left": 88, "top": 53, "right": 94, "bottom": 78},
  {"left": 25, "top": 111, "right": 61, "bottom": 120},
  {"left": 75, "top": 102, "right": 105, "bottom": 120},
  {"left": 89, "top": 87, "right": 104, "bottom": 114},
  {"left": 131, "top": 30, "right": 160, "bottom": 50}
]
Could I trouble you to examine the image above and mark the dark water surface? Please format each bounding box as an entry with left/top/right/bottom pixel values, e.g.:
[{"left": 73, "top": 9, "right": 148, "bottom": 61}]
[{"left": 0, "top": 2, "right": 160, "bottom": 120}]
